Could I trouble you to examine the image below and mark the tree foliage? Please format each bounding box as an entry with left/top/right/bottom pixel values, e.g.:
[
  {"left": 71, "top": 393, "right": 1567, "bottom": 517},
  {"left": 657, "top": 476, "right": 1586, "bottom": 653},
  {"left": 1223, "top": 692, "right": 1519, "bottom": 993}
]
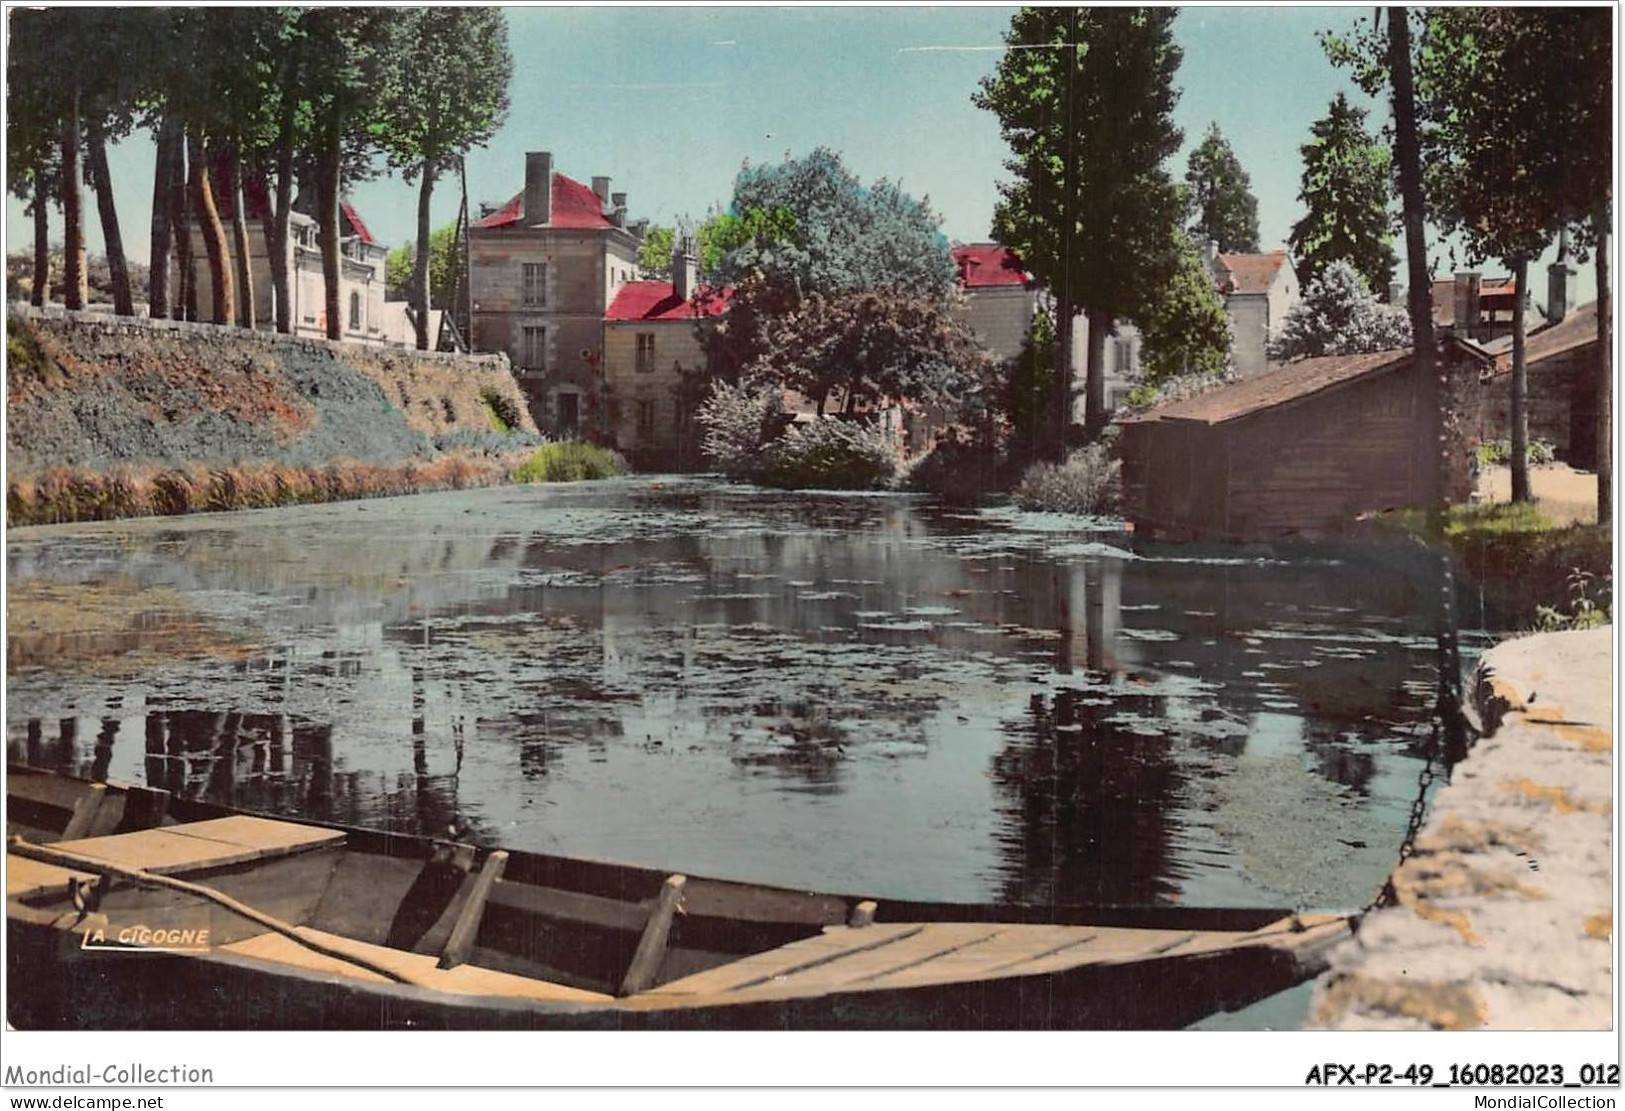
[
  {"left": 745, "top": 287, "right": 993, "bottom": 417},
  {"left": 1136, "top": 235, "right": 1233, "bottom": 389},
  {"left": 712, "top": 148, "right": 953, "bottom": 299},
  {"left": 1185, "top": 123, "right": 1260, "bottom": 253},
  {"left": 1265, "top": 260, "right": 1411, "bottom": 362},
  {"left": 638, "top": 226, "right": 676, "bottom": 279},
  {"left": 385, "top": 221, "right": 461, "bottom": 307},
  {"left": 1288, "top": 93, "right": 1397, "bottom": 294},
  {"left": 998, "top": 308, "right": 1060, "bottom": 461},
  {"left": 974, "top": 7, "right": 1186, "bottom": 438}
]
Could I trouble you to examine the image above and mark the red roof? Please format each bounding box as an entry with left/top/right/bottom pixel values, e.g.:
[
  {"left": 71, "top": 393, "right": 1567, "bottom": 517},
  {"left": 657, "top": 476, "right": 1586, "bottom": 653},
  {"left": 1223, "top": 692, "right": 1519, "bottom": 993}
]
[
  {"left": 953, "top": 244, "right": 1030, "bottom": 289},
  {"left": 340, "top": 200, "right": 375, "bottom": 245},
  {"left": 474, "top": 173, "right": 615, "bottom": 231},
  {"left": 1215, "top": 251, "right": 1289, "bottom": 295},
  {"left": 604, "top": 281, "right": 733, "bottom": 322}
]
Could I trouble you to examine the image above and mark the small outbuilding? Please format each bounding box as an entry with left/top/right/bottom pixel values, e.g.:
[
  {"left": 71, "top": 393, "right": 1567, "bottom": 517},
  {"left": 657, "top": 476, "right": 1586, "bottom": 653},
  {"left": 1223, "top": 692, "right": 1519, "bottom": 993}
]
[{"left": 1118, "top": 349, "right": 1472, "bottom": 542}]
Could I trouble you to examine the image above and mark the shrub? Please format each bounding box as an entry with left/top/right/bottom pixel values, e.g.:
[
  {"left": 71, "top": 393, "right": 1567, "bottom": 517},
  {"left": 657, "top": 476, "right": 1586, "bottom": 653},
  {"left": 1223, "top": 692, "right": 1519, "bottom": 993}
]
[
  {"left": 758, "top": 417, "right": 899, "bottom": 490},
  {"left": 695, "top": 379, "right": 785, "bottom": 479},
  {"left": 480, "top": 387, "right": 522, "bottom": 433},
  {"left": 1534, "top": 567, "right": 1611, "bottom": 632},
  {"left": 511, "top": 441, "right": 628, "bottom": 484},
  {"left": 1011, "top": 444, "right": 1121, "bottom": 516},
  {"left": 1476, "top": 438, "right": 1556, "bottom": 467},
  {"left": 903, "top": 428, "right": 1001, "bottom": 502}
]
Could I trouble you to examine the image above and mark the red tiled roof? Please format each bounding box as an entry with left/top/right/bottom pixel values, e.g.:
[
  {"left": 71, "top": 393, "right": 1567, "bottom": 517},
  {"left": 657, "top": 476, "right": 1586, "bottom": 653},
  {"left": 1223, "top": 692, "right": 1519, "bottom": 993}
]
[
  {"left": 340, "top": 200, "right": 375, "bottom": 245},
  {"left": 953, "top": 244, "right": 1030, "bottom": 288},
  {"left": 1214, "top": 251, "right": 1289, "bottom": 295},
  {"left": 474, "top": 173, "right": 615, "bottom": 230},
  {"left": 1121, "top": 348, "right": 1412, "bottom": 426},
  {"left": 604, "top": 281, "right": 733, "bottom": 322}
]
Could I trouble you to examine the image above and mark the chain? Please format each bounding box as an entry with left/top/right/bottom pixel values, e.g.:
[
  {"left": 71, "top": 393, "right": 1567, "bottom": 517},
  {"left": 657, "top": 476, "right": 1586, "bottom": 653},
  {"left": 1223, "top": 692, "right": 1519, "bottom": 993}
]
[{"left": 1367, "top": 715, "right": 1442, "bottom": 913}]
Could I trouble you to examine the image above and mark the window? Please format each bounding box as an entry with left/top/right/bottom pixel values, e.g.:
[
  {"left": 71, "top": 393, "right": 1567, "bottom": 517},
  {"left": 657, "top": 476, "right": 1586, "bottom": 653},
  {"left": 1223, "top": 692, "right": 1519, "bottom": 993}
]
[
  {"left": 636, "top": 399, "right": 656, "bottom": 439},
  {"left": 348, "top": 291, "right": 362, "bottom": 332},
  {"left": 522, "top": 325, "right": 547, "bottom": 371},
  {"left": 1112, "top": 338, "right": 1134, "bottom": 374},
  {"left": 522, "top": 263, "right": 547, "bottom": 307},
  {"left": 635, "top": 333, "right": 656, "bottom": 373}
]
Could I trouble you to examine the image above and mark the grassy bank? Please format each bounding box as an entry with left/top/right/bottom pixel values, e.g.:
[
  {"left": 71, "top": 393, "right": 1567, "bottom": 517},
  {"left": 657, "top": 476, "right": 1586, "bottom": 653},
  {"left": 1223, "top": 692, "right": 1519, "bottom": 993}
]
[
  {"left": 7, "top": 453, "right": 528, "bottom": 527},
  {"left": 1384, "top": 502, "right": 1612, "bottom": 629}
]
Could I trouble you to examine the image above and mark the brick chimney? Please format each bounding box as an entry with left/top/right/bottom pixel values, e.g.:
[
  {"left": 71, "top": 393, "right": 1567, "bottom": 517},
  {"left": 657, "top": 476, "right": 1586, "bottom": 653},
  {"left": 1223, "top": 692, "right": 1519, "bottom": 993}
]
[
  {"left": 524, "top": 152, "right": 553, "bottom": 226},
  {"left": 591, "top": 176, "right": 611, "bottom": 209},
  {"left": 1387, "top": 280, "right": 1404, "bottom": 305},
  {"left": 1453, "top": 271, "right": 1481, "bottom": 338},
  {"left": 673, "top": 233, "right": 698, "bottom": 301},
  {"left": 1547, "top": 232, "right": 1574, "bottom": 323},
  {"left": 610, "top": 191, "right": 627, "bottom": 228}
]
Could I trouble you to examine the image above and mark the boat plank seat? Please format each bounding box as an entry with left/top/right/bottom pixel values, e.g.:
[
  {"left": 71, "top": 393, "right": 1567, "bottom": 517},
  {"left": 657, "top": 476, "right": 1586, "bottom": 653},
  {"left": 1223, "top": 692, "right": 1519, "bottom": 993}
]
[
  {"left": 221, "top": 927, "right": 615, "bottom": 1005},
  {"left": 640, "top": 923, "right": 923, "bottom": 996},
  {"left": 52, "top": 816, "right": 344, "bottom": 877},
  {"left": 6, "top": 853, "right": 97, "bottom": 901}
]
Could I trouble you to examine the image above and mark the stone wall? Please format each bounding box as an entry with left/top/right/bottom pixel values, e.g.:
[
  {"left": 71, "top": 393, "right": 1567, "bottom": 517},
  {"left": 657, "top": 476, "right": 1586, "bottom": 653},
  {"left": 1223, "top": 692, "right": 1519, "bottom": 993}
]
[{"left": 7, "top": 306, "right": 535, "bottom": 480}]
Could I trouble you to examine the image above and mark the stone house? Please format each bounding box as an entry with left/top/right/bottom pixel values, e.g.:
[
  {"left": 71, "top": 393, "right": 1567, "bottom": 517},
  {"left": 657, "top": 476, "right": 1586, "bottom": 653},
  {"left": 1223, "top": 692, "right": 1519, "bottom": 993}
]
[
  {"left": 469, "top": 151, "right": 649, "bottom": 436},
  {"left": 1205, "top": 245, "right": 1300, "bottom": 377},
  {"left": 185, "top": 178, "right": 397, "bottom": 345},
  {"left": 602, "top": 236, "right": 732, "bottom": 469}
]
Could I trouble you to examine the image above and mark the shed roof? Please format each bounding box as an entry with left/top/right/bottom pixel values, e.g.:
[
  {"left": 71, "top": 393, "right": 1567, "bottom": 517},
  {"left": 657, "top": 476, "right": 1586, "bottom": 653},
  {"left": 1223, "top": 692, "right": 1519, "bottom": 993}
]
[
  {"left": 1121, "top": 348, "right": 1411, "bottom": 426},
  {"left": 1214, "top": 250, "right": 1289, "bottom": 295},
  {"left": 952, "top": 244, "right": 1030, "bottom": 289},
  {"left": 604, "top": 281, "right": 733, "bottom": 322},
  {"left": 1487, "top": 301, "right": 1600, "bottom": 372},
  {"left": 474, "top": 173, "right": 615, "bottom": 231}
]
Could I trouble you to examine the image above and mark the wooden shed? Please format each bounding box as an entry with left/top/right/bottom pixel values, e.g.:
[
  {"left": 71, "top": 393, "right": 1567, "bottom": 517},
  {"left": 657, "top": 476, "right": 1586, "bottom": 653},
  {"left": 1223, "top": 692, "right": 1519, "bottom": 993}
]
[{"left": 1118, "top": 349, "right": 1464, "bottom": 542}]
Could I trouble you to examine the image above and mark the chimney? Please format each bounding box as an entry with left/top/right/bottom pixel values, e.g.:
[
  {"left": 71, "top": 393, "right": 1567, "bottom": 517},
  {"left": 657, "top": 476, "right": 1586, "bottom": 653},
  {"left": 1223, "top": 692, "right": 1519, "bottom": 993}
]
[
  {"left": 1387, "top": 280, "right": 1404, "bottom": 305},
  {"left": 673, "top": 233, "right": 698, "bottom": 301},
  {"left": 1200, "top": 238, "right": 1218, "bottom": 270},
  {"left": 524, "top": 151, "right": 553, "bottom": 226},
  {"left": 1453, "top": 271, "right": 1481, "bottom": 338},
  {"left": 610, "top": 191, "right": 627, "bottom": 228},
  {"left": 591, "top": 176, "right": 611, "bottom": 208},
  {"left": 1547, "top": 233, "right": 1574, "bottom": 324}
]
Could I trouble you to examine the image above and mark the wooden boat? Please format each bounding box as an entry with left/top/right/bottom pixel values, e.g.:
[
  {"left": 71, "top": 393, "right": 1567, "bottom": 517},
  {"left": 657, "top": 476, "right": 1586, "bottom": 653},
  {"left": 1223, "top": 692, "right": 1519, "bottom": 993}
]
[{"left": 6, "top": 764, "right": 1350, "bottom": 1030}]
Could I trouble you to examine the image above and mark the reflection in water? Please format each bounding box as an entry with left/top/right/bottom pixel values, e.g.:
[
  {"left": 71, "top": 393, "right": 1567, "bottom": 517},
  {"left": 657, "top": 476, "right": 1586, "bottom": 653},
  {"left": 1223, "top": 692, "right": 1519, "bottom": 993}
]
[{"left": 6, "top": 478, "right": 1483, "bottom": 907}]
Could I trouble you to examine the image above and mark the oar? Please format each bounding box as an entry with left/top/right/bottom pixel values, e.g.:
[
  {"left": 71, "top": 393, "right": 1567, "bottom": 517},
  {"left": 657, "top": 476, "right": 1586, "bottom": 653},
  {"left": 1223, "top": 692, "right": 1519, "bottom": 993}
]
[{"left": 8, "top": 835, "right": 431, "bottom": 988}]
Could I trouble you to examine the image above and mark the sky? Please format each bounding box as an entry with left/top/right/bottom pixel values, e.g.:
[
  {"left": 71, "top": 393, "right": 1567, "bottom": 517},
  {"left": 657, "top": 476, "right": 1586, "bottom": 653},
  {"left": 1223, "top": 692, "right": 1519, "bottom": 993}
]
[{"left": 4, "top": 5, "right": 1597, "bottom": 305}]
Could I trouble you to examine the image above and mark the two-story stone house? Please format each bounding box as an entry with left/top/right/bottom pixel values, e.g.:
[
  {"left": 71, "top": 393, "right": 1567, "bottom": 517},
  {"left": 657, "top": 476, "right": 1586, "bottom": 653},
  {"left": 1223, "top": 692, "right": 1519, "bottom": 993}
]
[
  {"left": 602, "top": 235, "right": 731, "bottom": 469},
  {"left": 1205, "top": 245, "right": 1300, "bottom": 377},
  {"left": 469, "top": 151, "right": 648, "bottom": 435}
]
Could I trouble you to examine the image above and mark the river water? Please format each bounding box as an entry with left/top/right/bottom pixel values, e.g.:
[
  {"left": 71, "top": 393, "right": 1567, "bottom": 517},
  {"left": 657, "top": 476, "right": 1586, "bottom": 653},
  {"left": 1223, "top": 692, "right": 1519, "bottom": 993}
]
[{"left": 6, "top": 477, "right": 1486, "bottom": 912}]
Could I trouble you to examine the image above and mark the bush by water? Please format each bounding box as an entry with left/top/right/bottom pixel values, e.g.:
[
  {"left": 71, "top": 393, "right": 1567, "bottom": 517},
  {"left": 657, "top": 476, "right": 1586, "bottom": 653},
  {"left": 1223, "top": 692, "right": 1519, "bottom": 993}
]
[{"left": 511, "top": 442, "right": 628, "bottom": 483}]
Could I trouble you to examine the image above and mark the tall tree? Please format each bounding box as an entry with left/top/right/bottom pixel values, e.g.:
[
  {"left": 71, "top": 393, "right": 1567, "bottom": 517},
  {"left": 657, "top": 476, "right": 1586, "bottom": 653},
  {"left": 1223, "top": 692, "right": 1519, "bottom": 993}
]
[
  {"left": 1416, "top": 8, "right": 1606, "bottom": 505},
  {"left": 6, "top": 10, "right": 60, "bottom": 309},
  {"left": 378, "top": 8, "right": 511, "bottom": 349},
  {"left": 975, "top": 7, "right": 1186, "bottom": 447},
  {"left": 1184, "top": 123, "right": 1260, "bottom": 253},
  {"left": 1288, "top": 93, "right": 1398, "bottom": 295},
  {"left": 299, "top": 8, "right": 401, "bottom": 340},
  {"left": 1136, "top": 234, "right": 1234, "bottom": 389}
]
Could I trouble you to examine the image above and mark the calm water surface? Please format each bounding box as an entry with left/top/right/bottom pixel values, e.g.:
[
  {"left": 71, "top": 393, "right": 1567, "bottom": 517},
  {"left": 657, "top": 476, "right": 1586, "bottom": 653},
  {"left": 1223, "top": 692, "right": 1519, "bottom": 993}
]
[{"left": 6, "top": 477, "right": 1485, "bottom": 911}]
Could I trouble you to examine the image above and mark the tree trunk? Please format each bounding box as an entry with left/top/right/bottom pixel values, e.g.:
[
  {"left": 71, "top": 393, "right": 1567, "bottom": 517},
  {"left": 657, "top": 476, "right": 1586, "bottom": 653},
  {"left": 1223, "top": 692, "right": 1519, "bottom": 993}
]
[
  {"left": 189, "top": 133, "right": 233, "bottom": 326},
  {"left": 149, "top": 118, "right": 179, "bottom": 319},
  {"left": 1052, "top": 302, "right": 1075, "bottom": 459},
  {"left": 170, "top": 133, "right": 196, "bottom": 321},
  {"left": 30, "top": 173, "right": 49, "bottom": 308},
  {"left": 317, "top": 121, "right": 343, "bottom": 341},
  {"left": 86, "top": 120, "right": 133, "bottom": 316},
  {"left": 1509, "top": 255, "right": 1531, "bottom": 503},
  {"left": 1084, "top": 308, "right": 1109, "bottom": 439},
  {"left": 270, "top": 85, "right": 297, "bottom": 334},
  {"left": 1595, "top": 202, "right": 1611, "bottom": 526},
  {"left": 413, "top": 158, "right": 435, "bottom": 350},
  {"left": 227, "top": 146, "right": 255, "bottom": 329},
  {"left": 1387, "top": 7, "right": 1441, "bottom": 520},
  {"left": 60, "top": 80, "right": 87, "bottom": 311}
]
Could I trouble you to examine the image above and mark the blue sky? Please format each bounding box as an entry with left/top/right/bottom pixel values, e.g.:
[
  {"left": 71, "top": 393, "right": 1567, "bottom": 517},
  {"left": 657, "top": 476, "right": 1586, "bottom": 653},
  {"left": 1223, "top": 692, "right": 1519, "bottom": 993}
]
[{"left": 7, "top": 5, "right": 1593, "bottom": 302}]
